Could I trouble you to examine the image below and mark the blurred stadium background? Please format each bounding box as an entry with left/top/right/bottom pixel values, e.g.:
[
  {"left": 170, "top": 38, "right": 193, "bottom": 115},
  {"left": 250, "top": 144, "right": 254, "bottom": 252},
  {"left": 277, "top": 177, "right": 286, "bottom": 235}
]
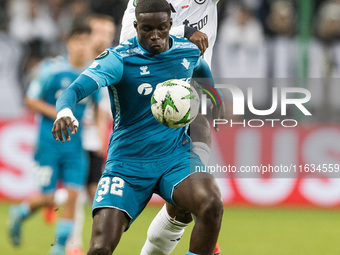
[{"left": 1, "top": 0, "right": 340, "bottom": 254}]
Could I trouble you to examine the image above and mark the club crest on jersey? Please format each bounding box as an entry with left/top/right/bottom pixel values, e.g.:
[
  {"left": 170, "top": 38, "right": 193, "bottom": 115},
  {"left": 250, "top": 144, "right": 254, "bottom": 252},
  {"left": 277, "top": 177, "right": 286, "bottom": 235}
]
[
  {"left": 195, "top": 0, "right": 206, "bottom": 4},
  {"left": 96, "top": 196, "right": 104, "bottom": 202},
  {"left": 95, "top": 50, "right": 109, "bottom": 60},
  {"left": 140, "top": 66, "right": 150, "bottom": 75},
  {"left": 181, "top": 58, "right": 190, "bottom": 70}
]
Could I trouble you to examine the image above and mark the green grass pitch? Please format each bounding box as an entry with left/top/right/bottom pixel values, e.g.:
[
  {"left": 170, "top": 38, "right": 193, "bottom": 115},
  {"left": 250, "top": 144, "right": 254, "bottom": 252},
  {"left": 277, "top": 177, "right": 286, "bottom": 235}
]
[{"left": 1, "top": 203, "right": 339, "bottom": 254}]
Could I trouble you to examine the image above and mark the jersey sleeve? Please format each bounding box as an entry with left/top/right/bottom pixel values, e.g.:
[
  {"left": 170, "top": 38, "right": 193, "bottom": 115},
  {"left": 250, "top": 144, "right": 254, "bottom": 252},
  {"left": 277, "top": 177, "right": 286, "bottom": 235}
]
[
  {"left": 56, "top": 74, "right": 99, "bottom": 112},
  {"left": 193, "top": 57, "right": 223, "bottom": 106},
  {"left": 82, "top": 49, "right": 124, "bottom": 88}
]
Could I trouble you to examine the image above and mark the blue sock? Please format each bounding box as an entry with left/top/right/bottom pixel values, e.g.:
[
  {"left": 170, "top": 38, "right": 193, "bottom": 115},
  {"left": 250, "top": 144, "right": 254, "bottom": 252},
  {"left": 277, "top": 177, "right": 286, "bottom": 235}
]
[
  {"left": 55, "top": 219, "right": 74, "bottom": 246},
  {"left": 18, "top": 203, "right": 30, "bottom": 219},
  {"left": 186, "top": 252, "right": 201, "bottom": 255}
]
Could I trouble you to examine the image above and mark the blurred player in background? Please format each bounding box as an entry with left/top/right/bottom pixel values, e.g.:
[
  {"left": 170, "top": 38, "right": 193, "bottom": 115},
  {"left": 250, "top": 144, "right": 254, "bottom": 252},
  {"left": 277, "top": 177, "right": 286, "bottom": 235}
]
[
  {"left": 51, "top": 0, "right": 224, "bottom": 254},
  {"left": 7, "top": 26, "right": 98, "bottom": 255},
  {"left": 120, "top": 0, "right": 221, "bottom": 254},
  {"left": 66, "top": 14, "right": 115, "bottom": 255}
]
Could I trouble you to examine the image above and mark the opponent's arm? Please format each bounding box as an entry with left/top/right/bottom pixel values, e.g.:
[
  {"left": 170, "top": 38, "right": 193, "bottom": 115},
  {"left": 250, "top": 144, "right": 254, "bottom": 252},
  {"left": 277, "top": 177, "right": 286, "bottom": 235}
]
[
  {"left": 193, "top": 58, "right": 224, "bottom": 131},
  {"left": 170, "top": 25, "right": 208, "bottom": 56},
  {"left": 52, "top": 75, "right": 98, "bottom": 143}
]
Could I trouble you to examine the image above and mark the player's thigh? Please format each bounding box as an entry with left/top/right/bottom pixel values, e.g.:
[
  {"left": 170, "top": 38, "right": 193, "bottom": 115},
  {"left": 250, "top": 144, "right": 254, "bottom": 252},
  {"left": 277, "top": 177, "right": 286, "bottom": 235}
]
[
  {"left": 93, "top": 160, "right": 158, "bottom": 223},
  {"left": 173, "top": 172, "right": 221, "bottom": 213},
  {"left": 157, "top": 151, "right": 211, "bottom": 207},
  {"left": 33, "top": 157, "right": 58, "bottom": 193}
]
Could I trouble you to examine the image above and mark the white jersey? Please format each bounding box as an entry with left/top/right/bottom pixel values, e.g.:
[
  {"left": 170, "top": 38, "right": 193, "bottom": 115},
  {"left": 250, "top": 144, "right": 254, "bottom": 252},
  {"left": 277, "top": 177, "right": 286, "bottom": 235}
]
[{"left": 120, "top": 0, "right": 219, "bottom": 67}]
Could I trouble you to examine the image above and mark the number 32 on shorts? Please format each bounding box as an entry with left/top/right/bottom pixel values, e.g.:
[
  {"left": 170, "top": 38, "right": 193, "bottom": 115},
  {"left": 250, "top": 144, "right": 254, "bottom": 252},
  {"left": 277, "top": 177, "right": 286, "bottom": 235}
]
[{"left": 97, "top": 177, "right": 125, "bottom": 197}]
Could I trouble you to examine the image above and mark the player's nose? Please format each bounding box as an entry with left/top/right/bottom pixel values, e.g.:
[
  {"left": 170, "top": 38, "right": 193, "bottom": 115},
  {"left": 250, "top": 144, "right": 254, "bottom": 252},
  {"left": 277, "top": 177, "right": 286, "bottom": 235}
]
[{"left": 150, "top": 29, "right": 160, "bottom": 40}]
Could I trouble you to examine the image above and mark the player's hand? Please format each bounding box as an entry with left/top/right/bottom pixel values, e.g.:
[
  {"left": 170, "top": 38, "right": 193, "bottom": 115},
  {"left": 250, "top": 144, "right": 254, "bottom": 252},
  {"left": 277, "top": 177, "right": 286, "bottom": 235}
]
[
  {"left": 211, "top": 104, "right": 225, "bottom": 132},
  {"left": 189, "top": 30, "right": 209, "bottom": 56},
  {"left": 51, "top": 108, "right": 78, "bottom": 143}
]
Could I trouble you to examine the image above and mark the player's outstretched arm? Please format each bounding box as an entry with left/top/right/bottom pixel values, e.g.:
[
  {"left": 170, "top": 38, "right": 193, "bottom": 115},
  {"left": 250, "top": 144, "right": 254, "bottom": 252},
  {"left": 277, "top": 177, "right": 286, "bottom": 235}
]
[{"left": 52, "top": 74, "right": 98, "bottom": 143}]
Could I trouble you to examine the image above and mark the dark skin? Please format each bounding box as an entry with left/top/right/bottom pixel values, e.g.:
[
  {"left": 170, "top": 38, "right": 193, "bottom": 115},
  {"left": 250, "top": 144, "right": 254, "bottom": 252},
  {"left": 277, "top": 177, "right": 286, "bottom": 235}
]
[
  {"left": 189, "top": 30, "right": 209, "bottom": 56},
  {"left": 134, "top": 12, "right": 172, "bottom": 55},
  {"left": 52, "top": 11, "right": 223, "bottom": 255}
]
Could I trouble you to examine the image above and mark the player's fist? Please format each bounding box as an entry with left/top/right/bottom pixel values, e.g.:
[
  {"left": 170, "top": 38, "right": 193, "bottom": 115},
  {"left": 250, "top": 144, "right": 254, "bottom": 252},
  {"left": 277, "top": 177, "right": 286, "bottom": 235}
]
[
  {"left": 52, "top": 108, "right": 78, "bottom": 143},
  {"left": 189, "top": 30, "right": 209, "bottom": 56}
]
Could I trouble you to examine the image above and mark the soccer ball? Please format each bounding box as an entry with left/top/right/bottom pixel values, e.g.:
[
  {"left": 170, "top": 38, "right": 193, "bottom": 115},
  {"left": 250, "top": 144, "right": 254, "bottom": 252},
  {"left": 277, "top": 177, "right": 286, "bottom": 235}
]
[{"left": 151, "top": 79, "right": 200, "bottom": 128}]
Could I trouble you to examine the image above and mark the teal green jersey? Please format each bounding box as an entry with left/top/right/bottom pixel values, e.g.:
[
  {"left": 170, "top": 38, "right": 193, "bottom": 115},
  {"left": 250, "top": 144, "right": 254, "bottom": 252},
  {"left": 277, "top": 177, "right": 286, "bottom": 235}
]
[{"left": 82, "top": 36, "right": 201, "bottom": 161}]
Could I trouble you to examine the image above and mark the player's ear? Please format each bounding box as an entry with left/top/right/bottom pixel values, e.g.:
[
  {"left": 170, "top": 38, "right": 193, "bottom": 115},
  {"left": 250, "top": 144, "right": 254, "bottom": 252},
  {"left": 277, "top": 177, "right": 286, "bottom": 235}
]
[
  {"left": 169, "top": 18, "right": 173, "bottom": 28},
  {"left": 133, "top": 21, "right": 138, "bottom": 30}
]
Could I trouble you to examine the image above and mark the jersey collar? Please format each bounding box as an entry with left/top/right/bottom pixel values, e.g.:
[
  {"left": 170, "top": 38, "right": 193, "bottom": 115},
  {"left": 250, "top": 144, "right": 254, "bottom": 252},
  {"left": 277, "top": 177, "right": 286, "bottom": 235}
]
[{"left": 136, "top": 35, "right": 175, "bottom": 57}]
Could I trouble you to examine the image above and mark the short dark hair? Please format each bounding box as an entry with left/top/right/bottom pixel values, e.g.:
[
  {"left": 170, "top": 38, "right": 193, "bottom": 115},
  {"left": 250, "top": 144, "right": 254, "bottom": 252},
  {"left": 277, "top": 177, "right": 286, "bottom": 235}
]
[
  {"left": 67, "top": 25, "right": 91, "bottom": 40},
  {"left": 135, "top": 0, "right": 171, "bottom": 18}
]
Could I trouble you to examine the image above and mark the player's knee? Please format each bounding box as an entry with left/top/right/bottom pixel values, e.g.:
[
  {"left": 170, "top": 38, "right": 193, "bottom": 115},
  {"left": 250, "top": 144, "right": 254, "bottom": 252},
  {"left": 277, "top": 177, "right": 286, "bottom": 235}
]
[
  {"left": 196, "top": 192, "right": 223, "bottom": 225},
  {"left": 87, "top": 244, "right": 112, "bottom": 255},
  {"left": 65, "top": 188, "right": 78, "bottom": 203},
  {"left": 166, "top": 203, "right": 192, "bottom": 224}
]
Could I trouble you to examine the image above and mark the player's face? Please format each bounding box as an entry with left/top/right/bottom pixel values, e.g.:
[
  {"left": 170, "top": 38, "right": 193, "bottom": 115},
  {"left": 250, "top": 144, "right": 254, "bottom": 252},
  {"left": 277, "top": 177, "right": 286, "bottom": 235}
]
[
  {"left": 90, "top": 19, "right": 116, "bottom": 56},
  {"left": 67, "top": 33, "right": 91, "bottom": 66},
  {"left": 134, "top": 12, "right": 172, "bottom": 55}
]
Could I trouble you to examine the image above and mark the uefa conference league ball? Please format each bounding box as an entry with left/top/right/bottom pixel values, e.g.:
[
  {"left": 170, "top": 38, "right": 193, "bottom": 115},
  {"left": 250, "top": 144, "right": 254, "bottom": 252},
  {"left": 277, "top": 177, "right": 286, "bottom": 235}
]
[{"left": 151, "top": 79, "right": 200, "bottom": 128}]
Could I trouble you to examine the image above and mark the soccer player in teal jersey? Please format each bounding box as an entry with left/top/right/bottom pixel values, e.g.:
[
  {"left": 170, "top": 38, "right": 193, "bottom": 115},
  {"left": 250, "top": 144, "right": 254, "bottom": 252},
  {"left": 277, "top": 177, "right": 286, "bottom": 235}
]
[
  {"left": 52, "top": 0, "right": 224, "bottom": 254},
  {"left": 121, "top": 1, "right": 222, "bottom": 254},
  {"left": 8, "top": 26, "right": 100, "bottom": 255}
]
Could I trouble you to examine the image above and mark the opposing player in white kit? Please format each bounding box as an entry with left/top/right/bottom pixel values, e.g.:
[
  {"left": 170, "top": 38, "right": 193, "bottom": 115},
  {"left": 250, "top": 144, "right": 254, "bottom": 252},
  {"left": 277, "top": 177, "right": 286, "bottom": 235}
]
[{"left": 120, "top": 1, "right": 221, "bottom": 254}]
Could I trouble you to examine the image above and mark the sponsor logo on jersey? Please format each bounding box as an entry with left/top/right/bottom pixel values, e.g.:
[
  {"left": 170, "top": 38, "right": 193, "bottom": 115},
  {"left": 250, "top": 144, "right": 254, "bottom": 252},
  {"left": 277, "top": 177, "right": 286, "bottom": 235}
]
[
  {"left": 181, "top": 58, "right": 190, "bottom": 70},
  {"left": 183, "top": 15, "right": 208, "bottom": 30},
  {"left": 95, "top": 50, "right": 109, "bottom": 60},
  {"left": 140, "top": 66, "right": 150, "bottom": 75},
  {"left": 137, "top": 83, "right": 153, "bottom": 95},
  {"left": 195, "top": 0, "right": 206, "bottom": 4}
]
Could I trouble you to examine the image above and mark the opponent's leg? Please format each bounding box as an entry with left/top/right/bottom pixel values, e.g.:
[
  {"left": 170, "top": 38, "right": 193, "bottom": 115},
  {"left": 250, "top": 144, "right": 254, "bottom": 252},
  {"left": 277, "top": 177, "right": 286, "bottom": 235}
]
[
  {"left": 140, "top": 204, "right": 190, "bottom": 255},
  {"left": 8, "top": 193, "right": 54, "bottom": 246},
  {"left": 87, "top": 208, "right": 130, "bottom": 255},
  {"left": 50, "top": 188, "right": 78, "bottom": 255},
  {"left": 141, "top": 114, "right": 221, "bottom": 255},
  {"left": 190, "top": 113, "right": 211, "bottom": 166},
  {"left": 173, "top": 172, "right": 223, "bottom": 255},
  {"left": 67, "top": 151, "right": 103, "bottom": 255},
  {"left": 66, "top": 189, "right": 86, "bottom": 255}
]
